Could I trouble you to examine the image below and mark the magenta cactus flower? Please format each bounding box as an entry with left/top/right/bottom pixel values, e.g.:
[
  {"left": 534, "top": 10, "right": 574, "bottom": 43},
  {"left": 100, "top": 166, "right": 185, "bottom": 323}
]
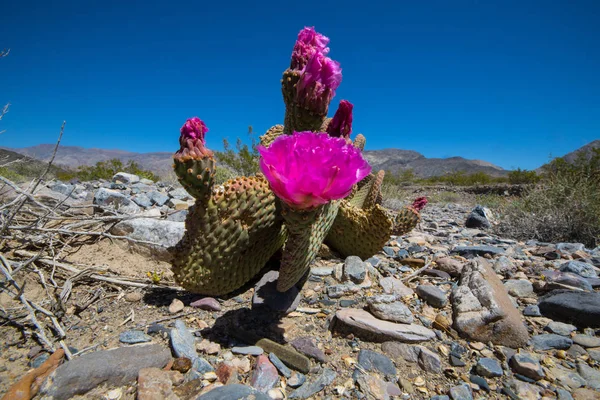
[
  {"left": 291, "top": 26, "right": 330, "bottom": 70},
  {"left": 176, "top": 117, "right": 213, "bottom": 159},
  {"left": 327, "top": 100, "right": 353, "bottom": 139},
  {"left": 295, "top": 52, "right": 342, "bottom": 109},
  {"left": 258, "top": 131, "right": 371, "bottom": 210}
]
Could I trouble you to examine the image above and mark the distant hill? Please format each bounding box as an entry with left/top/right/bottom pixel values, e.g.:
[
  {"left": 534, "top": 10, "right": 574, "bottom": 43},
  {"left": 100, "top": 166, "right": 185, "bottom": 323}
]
[
  {"left": 362, "top": 148, "right": 508, "bottom": 178},
  {"left": 537, "top": 140, "right": 600, "bottom": 172},
  {"left": 0, "top": 148, "right": 68, "bottom": 180}
]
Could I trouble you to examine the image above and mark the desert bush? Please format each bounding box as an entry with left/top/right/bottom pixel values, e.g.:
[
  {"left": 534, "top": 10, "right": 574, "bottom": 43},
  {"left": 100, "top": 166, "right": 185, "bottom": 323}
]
[
  {"left": 214, "top": 126, "right": 260, "bottom": 177},
  {"left": 429, "top": 191, "right": 463, "bottom": 204},
  {"left": 0, "top": 166, "right": 23, "bottom": 182},
  {"left": 508, "top": 168, "right": 540, "bottom": 184},
  {"left": 57, "top": 159, "right": 159, "bottom": 182},
  {"left": 421, "top": 171, "right": 507, "bottom": 186},
  {"left": 495, "top": 149, "right": 600, "bottom": 247},
  {"left": 214, "top": 166, "right": 237, "bottom": 185}
]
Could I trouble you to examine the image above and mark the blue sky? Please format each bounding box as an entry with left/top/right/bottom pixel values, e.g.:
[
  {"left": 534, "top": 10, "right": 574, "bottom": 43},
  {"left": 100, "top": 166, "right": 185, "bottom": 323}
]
[{"left": 1, "top": 0, "right": 598, "bottom": 170}]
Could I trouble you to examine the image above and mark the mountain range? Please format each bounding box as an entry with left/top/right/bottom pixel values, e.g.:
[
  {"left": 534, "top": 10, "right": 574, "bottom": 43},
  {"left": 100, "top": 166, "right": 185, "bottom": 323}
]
[{"left": 2, "top": 140, "right": 598, "bottom": 179}]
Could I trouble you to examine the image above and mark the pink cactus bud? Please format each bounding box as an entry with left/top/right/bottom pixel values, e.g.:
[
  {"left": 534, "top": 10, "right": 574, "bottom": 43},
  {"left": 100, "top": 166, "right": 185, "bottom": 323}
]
[
  {"left": 258, "top": 131, "right": 371, "bottom": 210},
  {"left": 291, "top": 26, "right": 330, "bottom": 70},
  {"left": 176, "top": 117, "right": 213, "bottom": 159},
  {"left": 296, "top": 52, "right": 342, "bottom": 109},
  {"left": 327, "top": 100, "right": 353, "bottom": 138},
  {"left": 411, "top": 197, "right": 428, "bottom": 211}
]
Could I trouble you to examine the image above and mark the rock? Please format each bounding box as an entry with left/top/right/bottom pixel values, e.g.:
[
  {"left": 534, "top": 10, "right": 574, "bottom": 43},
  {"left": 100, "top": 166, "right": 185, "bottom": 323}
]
[
  {"left": 356, "top": 349, "right": 397, "bottom": 378},
  {"left": 190, "top": 297, "right": 221, "bottom": 311},
  {"left": 132, "top": 193, "right": 153, "bottom": 208},
  {"left": 538, "top": 290, "right": 600, "bottom": 328},
  {"left": 343, "top": 256, "right": 367, "bottom": 283},
  {"left": 434, "top": 257, "right": 464, "bottom": 277},
  {"left": 167, "top": 210, "right": 188, "bottom": 222},
  {"left": 493, "top": 256, "right": 516, "bottom": 274},
  {"left": 252, "top": 270, "right": 301, "bottom": 314},
  {"left": 39, "top": 344, "right": 171, "bottom": 399},
  {"left": 418, "top": 347, "right": 442, "bottom": 373},
  {"left": 231, "top": 346, "right": 263, "bottom": 356},
  {"left": 168, "top": 198, "right": 189, "bottom": 210},
  {"left": 113, "top": 172, "right": 140, "bottom": 184},
  {"left": 522, "top": 305, "right": 541, "bottom": 317},
  {"left": 255, "top": 338, "right": 311, "bottom": 374},
  {"left": 530, "top": 334, "right": 573, "bottom": 350},
  {"left": 503, "top": 378, "right": 542, "bottom": 400},
  {"left": 509, "top": 353, "right": 544, "bottom": 380},
  {"left": 475, "top": 357, "right": 503, "bottom": 378},
  {"left": 541, "top": 270, "right": 593, "bottom": 291},
  {"left": 290, "top": 337, "right": 327, "bottom": 363},
  {"left": 465, "top": 205, "right": 491, "bottom": 229},
  {"left": 379, "top": 277, "right": 413, "bottom": 297},
  {"left": 577, "top": 361, "right": 600, "bottom": 389},
  {"left": 422, "top": 269, "right": 452, "bottom": 279},
  {"left": 268, "top": 353, "right": 291, "bottom": 378},
  {"left": 573, "top": 388, "right": 600, "bottom": 400},
  {"left": 327, "top": 283, "right": 359, "bottom": 298},
  {"left": 125, "top": 292, "right": 143, "bottom": 302},
  {"left": 172, "top": 357, "right": 192, "bottom": 373},
  {"left": 170, "top": 320, "right": 213, "bottom": 374},
  {"left": 355, "top": 373, "right": 390, "bottom": 400},
  {"left": 381, "top": 342, "right": 421, "bottom": 363},
  {"left": 451, "top": 258, "right": 530, "bottom": 347},
  {"left": 469, "top": 374, "right": 490, "bottom": 391},
  {"left": 333, "top": 308, "right": 436, "bottom": 343},
  {"left": 168, "top": 188, "right": 192, "bottom": 200},
  {"left": 572, "top": 334, "right": 600, "bottom": 348},
  {"left": 416, "top": 284, "right": 447, "bottom": 308},
  {"left": 548, "top": 365, "right": 587, "bottom": 389},
  {"left": 94, "top": 188, "right": 141, "bottom": 214},
  {"left": 120, "top": 330, "right": 152, "bottom": 344},
  {"left": 503, "top": 279, "right": 534, "bottom": 298},
  {"left": 147, "top": 191, "right": 169, "bottom": 206},
  {"left": 196, "top": 339, "right": 221, "bottom": 355},
  {"left": 169, "top": 298, "right": 184, "bottom": 314},
  {"left": 250, "top": 355, "right": 278, "bottom": 393},
  {"left": 110, "top": 218, "right": 184, "bottom": 260},
  {"left": 451, "top": 245, "right": 505, "bottom": 257},
  {"left": 215, "top": 361, "right": 238, "bottom": 384},
  {"left": 137, "top": 367, "right": 178, "bottom": 400},
  {"left": 368, "top": 300, "right": 414, "bottom": 324},
  {"left": 449, "top": 383, "right": 473, "bottom": 400},
  {"left": 545, "top": 321, "right": 577, "bottom": 336},
  {"left": 287, "top": 371, "right": 306, "bottom": 388},
  {"left": 196, "top": 384, "right": 270, "bottom": 399},
  {"left": 311, "top": 266, "right": 334, "bottom": 276},
  {"left": 288, "top": 368, "right": 336, "bottom": 399},
  {"left": 560, "top": 261, "right": 598, "bottom": 278},
  {"left": 556, "top": 387, "right": 575, "bottom": 400}
]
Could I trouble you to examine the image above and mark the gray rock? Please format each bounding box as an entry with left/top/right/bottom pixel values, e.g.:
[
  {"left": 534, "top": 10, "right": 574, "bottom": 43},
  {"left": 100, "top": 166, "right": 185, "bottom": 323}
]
[
  {"left": 451, "top": 245, "right": 505, "bottom": 257},
  {"left": 475, "top": 357, "right": 503, "bottom": 378},
  {"left": 110, "top": 218, "right": 184, "bottom": 260},
  {"left": 287, "top": 371, "right": 306, "bottom": 388},
  {"left": 168, "top": 188, "right": 192, "bottom": 200},
  {"left": 326, "top": 283, "right": 359, "bottom": 298},
  {"left": 50, "top": 183, "right": 77, "bottom": 198},
  {"left": 449, "top": 383, "right": 473, "bottom": 400},
  {"left": 343, "top": 256, "right": 367, "bottom": 283},
  {"left": 465, "top": 205, "right": 491, "bottom": 229},
  {"left": 530, "top": 334, "right": 573, "bottom": 350},
  {"left": 416, "top": 284, "right": 447, "bottom": 308},
  {"left": 93, "top": 188, "right": 140, "bottom": 214},
  {"left": 333, "top": 308, "right": 436, "bottom": 343},
  {"left": 268, "top": 353, "right": 291, "bottom": 378},
  {"left": 40, "top": 344, "right": 171, "bottom": 399},
  {"left": 523, "top": 305, "right": 541, "bottom": 317},
  {"left": 545, "top": 321, "right": 577, "bottom": 336},
  {"left": 503, "top": 379, "right": 542, "bottom": 399},
  {"left": 170, "top": 319, "right": 197, "bottom": 360},
  {"left": 196, "top": 384, "right": 270, "bottom": 399},
  {"left": 368, "top": 300, "right": 414, "bottom": 324},
  {"left": 418, "top": 347, "right": 441, "bottom": 373},
  {"left": 503, "top": 279, "right": 534, "bottom": 298},
  {"left": 381, "top": 342, "right": 421, "bottom": 364},
  {"left": 379, "top": 277, "right": 413, "bottom": 297},
  {"left": 252, "top": 270, "right": 301, "bottom": 314},
  {"left": 132, "top": 193, "right": 152, "bottom": 208},
  {"left": 119, "top": 330, "right": 152, "bottom": 344},
  {"left": 541, "top": 270, "right": 593, "bottom": 291},
  {"left": 451, "top": 258, "right": 530, "bottom": 347},
  {"left": 557, "top": 243, "right": 586, "bottom": 253},
  {"left": 538, "top": 290, "right": 600, "bottom": 328},
  {"left": 311, "top": 266, "right": 334, "bottom": 277},
  {"left": 355, "top": 373, "right": 390, "bottom": 400},
  {"left": 356, "top": 349, "right": 396, "bottom": 378},
  {"left": 147, "top": 190, "right": 169, "bottom": 206},
  {"left": 290, "top": 337, "right": 327, "bottom": 363},
  {"left": 232, "top": 346, "right": 263, "bottom": 356},
  {"left": 493, "top": 256, "right": 516, "bottom": 274},
  {"left": 166, "top": 209, "right": 188, "bottom": 222},
  {"left": 560, "top": 261, "right": 598, "bottom": 278},
  {"left": 288, "top": 368, "right": 336, "bottom": 399},
  {"left": 549, "top": 365, "right": 586, "bottom": 389},
  {"left": 510, "top": 353, "right": 544, "bottom": 380},
  {"left": 577, "top": 361, "right": 600, "bottom": 389},
  {"left": 572, "top": 334, "right": 600, "bottom": 348},
  {"left": 113, "top": 172, "right": 140, "bottom": 184}
]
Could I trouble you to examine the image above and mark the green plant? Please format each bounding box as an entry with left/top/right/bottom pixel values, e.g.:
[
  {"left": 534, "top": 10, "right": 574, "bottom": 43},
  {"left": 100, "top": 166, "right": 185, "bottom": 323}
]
[
  {"left": 58, "top": 159, "right": 159, "bottom": 182},
  {"left": 508, "top": 168, "right": 540, "bottom": 184},
  {"left": 214, "top": 126, "right": 260, "bottom": 177}
]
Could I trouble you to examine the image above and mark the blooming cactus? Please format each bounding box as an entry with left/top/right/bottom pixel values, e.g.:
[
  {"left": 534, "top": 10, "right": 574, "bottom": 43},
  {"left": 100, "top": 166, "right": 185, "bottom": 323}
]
[
  {"left": 176, "top": 117, "right": 214, "bottom": 159},
  {"left": 258, "top": 131, "right": 371, "bottom": 210},
  {"left": 291, "top": 26, "right": 330, "bottom": 71},
  {"left": 327, "top": 100, "right": 353, "bottom": 139}
]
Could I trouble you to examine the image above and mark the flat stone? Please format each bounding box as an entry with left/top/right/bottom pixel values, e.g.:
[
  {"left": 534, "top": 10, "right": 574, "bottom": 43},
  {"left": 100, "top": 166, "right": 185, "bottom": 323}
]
[
  {"left": 231, "top": 346, "right": 263, "bottom": 356},
  {"left": 510, "top": 353, "right": 544, "bottom": 381},
  {"left": 255, "top": 338, "right": 311, "bottom": 374},
  {"left": 355, "top": 373, "right": 389, "bottom": 400},
  {"left": 421, "top": 269, "right": 452, "bottom": 280},
  {"left": 311, "top": 266, "right": 334, "bottom": 277},
  {"left": 418, "top": 347, "right": 442, "bottom": 373},
  {"left": 113, "top": 172, "right": 140, "bottom": 184},
  {"left": 548, "top": 365, "right": 587, "bottom": 389},
  {"left": 250, "top": 355, "right": 278, "bottom": 393},
  {"left": 451, "top": 245, "right": 504, "bottom": 257},
  {"left": 475, "top": 357, "right": 503, "bottom": 378},
  {"left": 449, "top": 383, "right": 473, "bottom": 400},
  {"left": 356, "top": 349, "right": 397, "bottom": 378},
  {"left": 137, "top": 367, "right": 178, "bottom": 400},
  {"left": 572, "top": 334, "right": 600, "bottom": 348},
  {"left": 268, "top": 353, "right": 291, "bottom": 378},
  {"left": 503, "top": 378, "right": 542, "bottom": 400},
  {"left": 416, "top": 284, "right": 447, "bottom": 308},
  {"left": 368, "top": 300, "right": 414, "bottom": 324},
  {"left": 334, "top": 308, "right": 436, "bottom": 343},
  {"left": 381, "top": 342, "right": 421, "bottom": 363},
  {"left": 531, "top": 334, "right": 573, "bottom": 350},
  {"left": 504, "top": 279, "right": 534, "bottom": 298},
  {"left": 132, "top": 193, "right": 153, "bottom": 208},
  {"left": 434, "top": 257, "right": 464, "bottom": 277},
  {"left": 588, "top": 347, "right": 600, "bottom": 362},
  {"left": 196, "top": 384, "right": 270, "bottom": 399},
  {"left": 560, "top": 261, "right": 598, "bottom": 278},
  {"left": 538, "top": 290, "right": 600, "bottom": 328},
  {"left": 288, "top": 368, "right": 336, "bottom": 399},
  {"left": 573, "top": 388, "right": 600, "bottom": 400},
  {"left": 545, "top": 321, "right": 577, "bottom": 336},
  {"left": 290, "top": 337, "right": 327, "bottom": 363},
  {"left": 493, "top": 256, "right": 516, "bottom": 274},
  {"left": 94, "top": 188, "right": 140, "bottom": 214},
  {"left": 120, "top": 330, "right": 152, "bottom": 344},
  {"left": 40, "top": 345, "right": 171, "bottom": 399},
  {"left": 252, "top": 270, "right": 301, "bottom": 314},
  {"left": 147, "top": 191, "right": 169, "bottom": 206},
  {"left": 343, "top": 256, "right": 367, "bottom": 283},
  {"left": 469, "top": 374, "right": 490, "bottom": 391},
  {"left": 110, "top": 218, "right": 184, "bottom": 260},
  {"left": 287, "top": 371, "right": 306, "bottom": 388},
  {"left": 577, "top": 361, "right": 600, "bottom": 390},
  {"left": 190, "top": 297, "right": 221, "bottom": 311},
  {"left": 522, "top": 305, "right": 541, "bottom": 317},
  {"left": 168, "top": 188, "right": 192, "bottom": 200},
  {"left": 451, "top": 258, "right": 530, "bottom": 347},
  {"left": 379, "top": 277, "right": 413, "bottom": 297}
]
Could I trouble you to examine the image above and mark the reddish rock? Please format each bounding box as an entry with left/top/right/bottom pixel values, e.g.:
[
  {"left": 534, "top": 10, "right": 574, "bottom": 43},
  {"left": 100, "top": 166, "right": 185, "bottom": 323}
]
[
  {"left": 190, "top": 297, "right": 221, "bottom": 311},
  {"left": 137, "top": 367, "right": 179, "bottom": 400},
  {"left": 250, "top": 355, "right": 278, "bottom": 393},
  {"left": 216, "top": 361, "right": 238, "bottom": 384}
]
